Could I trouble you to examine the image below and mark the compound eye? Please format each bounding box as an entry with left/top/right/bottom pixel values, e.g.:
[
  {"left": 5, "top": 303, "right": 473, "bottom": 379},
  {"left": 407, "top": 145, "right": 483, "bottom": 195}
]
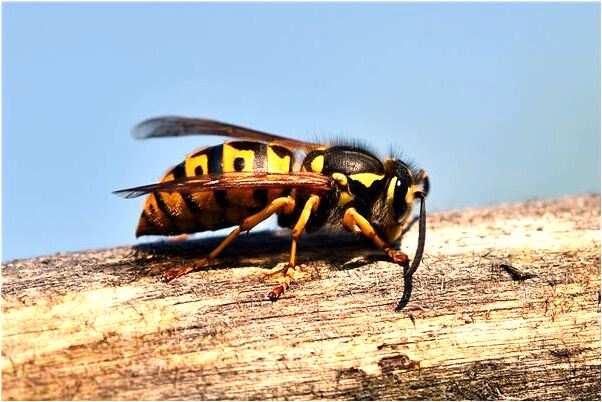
[{"left": 393, "top": 177, "right": 410, "bottom": 223}]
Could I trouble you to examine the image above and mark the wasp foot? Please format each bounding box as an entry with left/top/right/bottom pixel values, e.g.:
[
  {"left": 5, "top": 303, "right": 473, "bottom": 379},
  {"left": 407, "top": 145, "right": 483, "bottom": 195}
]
[
  {"left": 162, "top": 258, "right": 210, "bottom": 282},
  {"left": 268, "top": 285, "right": 285, "bottom": 301},
  {"left": 386, "top": 249, "right": 410, "bottom": 267},
  {"left": 267, "top": 264, "right": 301, "bottom": 301}
]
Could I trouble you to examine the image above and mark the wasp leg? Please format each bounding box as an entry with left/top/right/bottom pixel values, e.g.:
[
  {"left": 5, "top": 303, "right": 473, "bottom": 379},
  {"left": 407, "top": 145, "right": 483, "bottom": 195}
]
[
  {"left": 342, "top": 207, "right": 410, "bottom": 266},
  {"left": 268, "top": 194, "right": 320, "bottom": 301},
  {"left": 162, "top": 196, "right": 296, "bottom": 282}
]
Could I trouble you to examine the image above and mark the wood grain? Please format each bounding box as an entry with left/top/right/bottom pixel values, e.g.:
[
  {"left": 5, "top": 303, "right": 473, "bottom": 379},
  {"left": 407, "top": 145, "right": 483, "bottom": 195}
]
[{"left": 2, "top": 194, "right": 600, "bottom": 400}]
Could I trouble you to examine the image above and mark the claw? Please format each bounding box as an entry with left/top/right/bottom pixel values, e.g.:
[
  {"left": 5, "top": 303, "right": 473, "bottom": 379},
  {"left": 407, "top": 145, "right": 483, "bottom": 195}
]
[
  {"left": 161, "top": 258, "right": 209, "bottom": 283},
  {"left": 387, "top": 249, "right": 410, "bottom": 266},
  {"left": 268, "top": 285, "right": 285, "bottom": 301},
  {"left": 162, "top": 269, "right": 185, "bottom": 283}
]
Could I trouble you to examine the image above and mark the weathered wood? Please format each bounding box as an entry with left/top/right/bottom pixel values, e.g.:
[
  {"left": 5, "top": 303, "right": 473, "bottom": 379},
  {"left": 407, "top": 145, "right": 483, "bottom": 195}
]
[{"left": 2, "top": 194, "right": 600, "bottom": 400}]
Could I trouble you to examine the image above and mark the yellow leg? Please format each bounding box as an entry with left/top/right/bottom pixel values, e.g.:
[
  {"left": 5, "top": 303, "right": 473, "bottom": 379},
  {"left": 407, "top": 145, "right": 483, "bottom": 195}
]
[
  {"left": 343, "top": 207, "right": 409, "bottom": 266},
  {"left": 268, "top": 195, "right": 320, "bottom": 301},
  {"left": 162, "top": 196, "right": 296, "bottom": 282}
]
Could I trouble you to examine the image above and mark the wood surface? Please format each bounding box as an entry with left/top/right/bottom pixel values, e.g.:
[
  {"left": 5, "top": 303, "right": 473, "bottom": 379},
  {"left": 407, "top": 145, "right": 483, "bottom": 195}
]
[{"left": 2, "top": 194, "right": 600, "bottom": 400}]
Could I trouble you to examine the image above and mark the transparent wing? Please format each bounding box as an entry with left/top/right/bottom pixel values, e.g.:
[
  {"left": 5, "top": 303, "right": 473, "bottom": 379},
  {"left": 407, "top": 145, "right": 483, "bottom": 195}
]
[
  {"left": 114, "top": 171, "right": 333, "bottom": 199},
  {"left": 132, "top": 116, "right": 318, "bottom": 149}
]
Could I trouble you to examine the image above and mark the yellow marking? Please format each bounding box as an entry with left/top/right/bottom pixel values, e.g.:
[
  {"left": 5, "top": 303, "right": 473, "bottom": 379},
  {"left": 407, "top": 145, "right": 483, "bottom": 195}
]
[
  {"left": 331, "top": 172, "right": 348, "bottom": 186},
  {"left": 332, "top": 173, "right": 353, "bottom": 206},
  {"left": 144, "top": 193, "right": 173, "bottom": 231},
  {"left": 386, "top": 177, "right": 409, "bottom": 230},
  {"left": 267, "top": 145, "right": 292, "bottom": 201},
  {"left": 338, "top": 191, "right": 354, "bottom": 206},
  {"left": 301, "top": 147, "right": 326, "bottom": 172},
  {"left": 223, "top": 143, "right": 255, "bottom": 172},
  {"left": 184, "top": 154, "right": 209, "bottom": 177},
  {"left": 159, "top": 173, "right": 195, "bottom": 231},
  {"left": 310, "top": 155, "right": 324, "bottom": 173},
  {"left": 386, "top": 177, "right": 414, "bottom": 227},
  {"left": 349, "top": 173, "right": 385, "bottom": 187},
  {"left": 406, "top": 184, "right": 417, "bottom": 204},
  {"left": 223, "top": 143, "right": 258, "bottom": 206},
  {"left": 267, "top": 145, "right": 292, "bottom": 173},
  {"left": 387, "top": 177, "right": 397, "bottom": 201}
]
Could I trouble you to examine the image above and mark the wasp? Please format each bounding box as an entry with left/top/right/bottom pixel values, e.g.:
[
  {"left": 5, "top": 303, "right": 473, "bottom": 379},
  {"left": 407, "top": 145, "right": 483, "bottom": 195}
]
[{"left": 114, "top": 116, "right": 429, "bottom": 306}]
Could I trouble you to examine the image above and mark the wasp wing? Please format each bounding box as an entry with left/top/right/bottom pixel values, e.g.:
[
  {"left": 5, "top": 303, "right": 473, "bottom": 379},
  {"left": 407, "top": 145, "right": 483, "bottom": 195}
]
[
  {"left": 114, "top": 172, "right": 333, "bottom": 199},
  {"left": 132, "top": 116, "right": 318, "bottom": 150}
]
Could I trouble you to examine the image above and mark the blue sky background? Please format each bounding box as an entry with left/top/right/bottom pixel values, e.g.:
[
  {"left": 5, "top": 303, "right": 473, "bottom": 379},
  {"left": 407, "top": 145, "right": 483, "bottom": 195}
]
[{"left": 3, "top": 3, "right": 600, "bottom": 261}]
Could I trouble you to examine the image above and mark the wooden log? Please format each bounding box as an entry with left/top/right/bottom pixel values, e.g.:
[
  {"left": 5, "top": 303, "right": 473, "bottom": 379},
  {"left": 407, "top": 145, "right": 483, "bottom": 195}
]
[{"left": 2, "top": 194, "right": 600, "bottom": 400}]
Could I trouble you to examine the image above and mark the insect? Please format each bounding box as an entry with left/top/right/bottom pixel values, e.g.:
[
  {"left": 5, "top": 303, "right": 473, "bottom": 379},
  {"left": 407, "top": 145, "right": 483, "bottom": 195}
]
[{"left": 114, "top": 116, "right": 429, "bottom": 305}]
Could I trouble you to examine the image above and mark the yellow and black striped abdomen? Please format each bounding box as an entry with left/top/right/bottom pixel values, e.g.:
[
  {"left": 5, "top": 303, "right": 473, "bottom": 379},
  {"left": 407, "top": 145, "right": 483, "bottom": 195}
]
[{"left": 136, "top": 141, "right": 295, "bottom": 237}]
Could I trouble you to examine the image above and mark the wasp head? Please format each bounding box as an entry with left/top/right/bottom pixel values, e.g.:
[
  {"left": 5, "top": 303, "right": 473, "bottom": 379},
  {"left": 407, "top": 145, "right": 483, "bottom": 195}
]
[{"left": 378, "top": 159, "right": 429, "bottom": 243}]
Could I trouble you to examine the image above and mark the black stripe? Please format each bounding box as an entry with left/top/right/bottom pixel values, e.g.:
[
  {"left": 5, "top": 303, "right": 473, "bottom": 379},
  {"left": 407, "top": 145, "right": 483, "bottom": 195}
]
[
  {"left": 214, "top": 190, "right": 229, "bottom": 208},
  {"left": 323, "top": 146, "right": 385, "bottom": 175},
  {"left": 302, "top": 150, "right": 324, "bottom": 171},
  {"left": 269, "top": 144, "right": 293, "bottom": 159},
  {"left": 153, "top": 192, "right": 176, "bottom": 225},
  {"left": 141, "top": 211, "right": 157, "bottom": 229},
  {"left": 253, "top": 189, "right": 269, "bottom": 206},
  {"left": 172, "top": 162, "right": 186, "bottom": 179},
  {"left": 189, "top": 146, "right": 209, "bottom": 158},
  {"left": 348, "top": 177, "right": 386, "bottom": 199},
  {"left": 228, "top": 141, "right": 264, "bottom": 151},
  {"left": 208, "top": 145, "right": 223, "bottom": 174},
  {"left": 170, "top": 162, "right": 203, "bottom": 216},
  {"left": 182, "top": 193, "right": 202, "bottom": 213}
]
